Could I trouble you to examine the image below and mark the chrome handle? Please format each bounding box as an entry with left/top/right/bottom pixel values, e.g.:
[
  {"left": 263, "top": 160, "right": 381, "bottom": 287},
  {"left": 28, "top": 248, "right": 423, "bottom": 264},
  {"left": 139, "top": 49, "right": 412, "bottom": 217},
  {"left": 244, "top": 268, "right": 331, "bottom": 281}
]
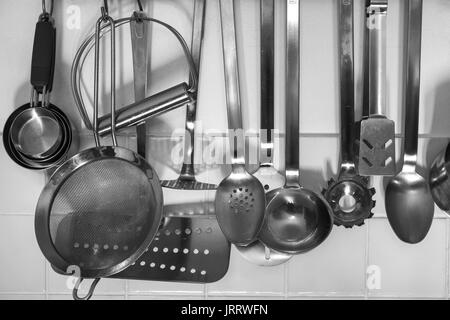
[
  {"left": 181, "top": 0, "right": 206, "bottom": 175},
  {"left": 285, "top": 0, "right": 300, "bottom": 188},
  {"left": 220, "top": 0, "right": 245, "bottom": 166},
  {"left": 260, "top": 0, "right": 275, "bottom": 166},
  {"left": 403, "top": 0, "right": 422, "bottom": 165},
  {"left": 130, "top": 11, "right": 149, "bottom": 157},
  {"left": 339, "top": 0, "right": 356, "bottom": 166},
  {"left": 367, "top": 0, "right": 387, "bottom": 116}
]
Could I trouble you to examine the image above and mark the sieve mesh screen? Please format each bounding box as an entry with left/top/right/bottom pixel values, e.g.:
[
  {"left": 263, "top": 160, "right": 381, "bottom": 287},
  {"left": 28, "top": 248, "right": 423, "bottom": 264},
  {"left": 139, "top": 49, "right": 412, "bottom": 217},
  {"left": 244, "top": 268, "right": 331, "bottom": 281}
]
[{"left": 49, "top": 158, "right": 155, "bottom": 271}]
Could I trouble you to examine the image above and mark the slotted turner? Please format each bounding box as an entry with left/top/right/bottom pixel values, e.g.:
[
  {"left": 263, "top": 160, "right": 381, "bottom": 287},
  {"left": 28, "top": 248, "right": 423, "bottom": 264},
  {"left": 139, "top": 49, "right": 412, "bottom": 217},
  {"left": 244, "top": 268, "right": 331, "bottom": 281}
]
[
  {"left": 358, "top": 0, "right": 395, "bottom": 176},
  {"left": 160, "top": 0, "right": 216, "bottom": 190},
  {"left": 111, "top": 215, "right": 230, "bottom": 283}
]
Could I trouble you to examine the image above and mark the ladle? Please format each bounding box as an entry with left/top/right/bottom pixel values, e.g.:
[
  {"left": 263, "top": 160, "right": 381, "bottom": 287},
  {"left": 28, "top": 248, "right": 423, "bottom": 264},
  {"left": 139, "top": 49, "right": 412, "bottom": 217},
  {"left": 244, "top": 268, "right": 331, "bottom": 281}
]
[
  {"left": 323, "top": 0, "right": 375, "bottom": 228},
  {"left": 237, "top": 0, "right": 291, "bottom": 266},
  {"left": 215, "top": 0, "right": 266, "bottom": 246},
  {"left": 258, "top": 0, "right": 333, "bottom": 254},
  {"left": 385, "top": 0, "right": 434, "bottom": 244}
]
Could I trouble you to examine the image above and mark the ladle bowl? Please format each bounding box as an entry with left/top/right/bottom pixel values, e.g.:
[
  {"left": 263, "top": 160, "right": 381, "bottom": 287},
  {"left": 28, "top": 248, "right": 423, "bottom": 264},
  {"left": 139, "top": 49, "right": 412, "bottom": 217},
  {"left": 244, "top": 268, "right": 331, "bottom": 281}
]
[
  {"left": 385, "top": 171, "right": 434, "bottom": 244},
  {"left": 259, "top": 188, "right": 333, "bottom": 254}
]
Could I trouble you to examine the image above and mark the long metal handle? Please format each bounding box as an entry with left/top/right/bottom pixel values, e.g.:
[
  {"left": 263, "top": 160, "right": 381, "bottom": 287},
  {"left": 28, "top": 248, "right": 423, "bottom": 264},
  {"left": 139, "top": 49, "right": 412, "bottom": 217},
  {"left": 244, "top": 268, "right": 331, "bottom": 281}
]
[
  {"left": 367, "top": 0, "right": 387, "bottom": 116},
  {"left": 98, "top": 83, "right": 192, "bottom": 136},
  {"left": 285, "top": 0, "right": 300, "bottom": 188},
  {"left": 403, "top": 0, "right": 422, "bottom": 166},
  {"left": 94, "top": 9, "right": 117, "bottom": 147},
  {"left": 220, "top": 0, "right": 245, "bottom": 167},
  {"left": 131, "top": 11, "right": 149, "bottom": 157},
  {"left": 259, "top": 0, "right": 275, "bottom": 166},
  {"left": 339, "top": 0, "right": 356, "bottom": 166},
  {"left": 180, "top": 0, "right": 206, "bottom": 177}
]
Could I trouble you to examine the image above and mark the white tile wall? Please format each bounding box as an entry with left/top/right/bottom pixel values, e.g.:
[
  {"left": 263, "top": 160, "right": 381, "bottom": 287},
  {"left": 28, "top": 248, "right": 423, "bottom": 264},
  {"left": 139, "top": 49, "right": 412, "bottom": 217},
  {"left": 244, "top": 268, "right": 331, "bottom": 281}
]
[{"left": 0, "top": 0, "right": 450, "bottom": 300}]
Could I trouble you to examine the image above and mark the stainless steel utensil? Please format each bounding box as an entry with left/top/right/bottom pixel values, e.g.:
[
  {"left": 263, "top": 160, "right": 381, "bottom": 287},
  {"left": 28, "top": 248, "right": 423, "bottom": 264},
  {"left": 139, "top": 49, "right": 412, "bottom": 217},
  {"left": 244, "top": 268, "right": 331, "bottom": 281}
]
[
  {"left": 322, "top": 0, "right": 376, "bottom": 228},
  {"left": 71, "top": 16, "right": 198, "bottom": 132},
  {"left": 258, "top": 0, "right": 333, "bottom": 254},
  {"left": 237, "top": 0, "right": 291, "bottom": 266},
  {"left": 130, "top": 9, "right": 149, "bottom": 157},
  {"left": 3, "top": 102, "right": 76, "bottom": 170},
  {"left": 111, "top": 213, "right": 231, "bottom": 283},
  {"left": 97, "top": 83, "right": 193, "bottom": 136},
  {"left": 358, "top": 0, "right": 396, "bottom": 176},
  {"left": 215, "top": 0, "right": 266, "bottom": 246},
  {"left": 161, "top": 0, "right": 217, "bottom": 190},
  {"left": 429, "top": 144, "right": 450, "bottom": 212},
  {"left": 3, "top": 6, "right": 75, "bottom": 170},
  {"left": 385, "top": 0, "right": 434, "bottom": 244},
  {"left": 35, "top": 6, "right": 163, "bottom": 300},
  {"left": 253, "top": 0, "right": 285, "bottom": 193}
]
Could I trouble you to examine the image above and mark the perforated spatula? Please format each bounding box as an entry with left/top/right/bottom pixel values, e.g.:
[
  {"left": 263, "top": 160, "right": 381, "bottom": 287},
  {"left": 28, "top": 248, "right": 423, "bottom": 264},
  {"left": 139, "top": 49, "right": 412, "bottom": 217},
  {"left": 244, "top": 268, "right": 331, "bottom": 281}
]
[{"left": 358, "top": 0, "right": 395, "bottom": 176}]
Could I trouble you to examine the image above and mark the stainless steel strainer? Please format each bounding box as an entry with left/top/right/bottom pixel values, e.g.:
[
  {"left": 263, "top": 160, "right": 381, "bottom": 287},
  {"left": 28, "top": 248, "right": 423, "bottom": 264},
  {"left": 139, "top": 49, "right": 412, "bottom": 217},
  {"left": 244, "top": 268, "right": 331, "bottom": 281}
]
[{"left": 35, "top": 5, "right": 163, "bottom": 300}]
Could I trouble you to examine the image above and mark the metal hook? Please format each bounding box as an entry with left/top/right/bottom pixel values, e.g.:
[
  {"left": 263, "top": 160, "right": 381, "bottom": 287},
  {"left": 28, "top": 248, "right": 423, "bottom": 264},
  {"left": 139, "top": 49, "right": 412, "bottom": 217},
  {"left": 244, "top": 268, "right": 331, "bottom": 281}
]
[
  {"left": 137, "top": 0, "right": 144, "bottom": 11},
  {"left": 101, "top": 0, "right": 109, "bottom": 20},
  {"left": 42, "top": 0, "right": 54, "bottom": 16},
  {"left": 72, "top": 278, "right": 100, "bottom": 300}
]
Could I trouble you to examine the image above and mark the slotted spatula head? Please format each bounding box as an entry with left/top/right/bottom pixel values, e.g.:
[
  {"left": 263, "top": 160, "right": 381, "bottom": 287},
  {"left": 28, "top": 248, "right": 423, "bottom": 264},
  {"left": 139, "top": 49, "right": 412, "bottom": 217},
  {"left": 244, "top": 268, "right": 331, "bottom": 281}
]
[{"left": 358, "top": 116, "right": 396, "bottom": 176}]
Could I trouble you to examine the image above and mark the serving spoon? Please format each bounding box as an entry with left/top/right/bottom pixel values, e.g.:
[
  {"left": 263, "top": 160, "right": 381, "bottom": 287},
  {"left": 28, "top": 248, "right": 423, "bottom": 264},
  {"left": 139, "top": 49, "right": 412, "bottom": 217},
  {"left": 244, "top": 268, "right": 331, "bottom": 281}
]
[
  {"left": 215, "top": 0, "right": 266, "bottom": 246},
  {"left": 385, "top": 0, "right": 434, "bottom": 244}
]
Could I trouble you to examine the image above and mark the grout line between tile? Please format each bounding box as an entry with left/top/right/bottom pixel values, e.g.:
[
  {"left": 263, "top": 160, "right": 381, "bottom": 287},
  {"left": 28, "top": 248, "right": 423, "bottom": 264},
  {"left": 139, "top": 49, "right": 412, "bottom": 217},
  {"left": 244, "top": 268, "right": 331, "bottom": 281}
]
[
  {"left": 283, "top": 258, "right": 289, "bottom": 300},
  {"left": 206, "top": 292, "right": 285, "bottom": 297},
  {"left": 44, "top": 260, "right": 49, "bottom": 300},
  {"left": 78, "top": 132, "right": 450, "bottom": 139},
  {"left": 125, "top": 280, "right": 129, "bottom": 300}
]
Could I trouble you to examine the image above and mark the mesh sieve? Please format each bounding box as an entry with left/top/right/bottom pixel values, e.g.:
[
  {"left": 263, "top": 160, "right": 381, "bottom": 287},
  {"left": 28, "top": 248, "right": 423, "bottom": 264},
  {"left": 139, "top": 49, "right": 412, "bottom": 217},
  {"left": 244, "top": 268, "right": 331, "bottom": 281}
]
[
  {"left": 35, "top": 5, "right": 163, "bottom": 290},
  {"left": 48, "top": 158, "right": 157, "bottom": 271}
]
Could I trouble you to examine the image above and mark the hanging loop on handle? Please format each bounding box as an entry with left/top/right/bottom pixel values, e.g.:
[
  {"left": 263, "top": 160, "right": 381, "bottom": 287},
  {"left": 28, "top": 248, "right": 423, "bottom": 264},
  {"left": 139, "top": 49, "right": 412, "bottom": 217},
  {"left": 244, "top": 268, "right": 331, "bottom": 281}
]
[{"left": 72, "top": 278, "right": 100, "bottom": 300}]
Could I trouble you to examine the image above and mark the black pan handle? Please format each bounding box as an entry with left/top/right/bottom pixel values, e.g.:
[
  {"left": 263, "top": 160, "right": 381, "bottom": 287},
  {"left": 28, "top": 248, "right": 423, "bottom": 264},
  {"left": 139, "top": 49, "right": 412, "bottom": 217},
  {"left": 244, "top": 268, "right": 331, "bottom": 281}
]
[{"left": 30, "top": 17, "right": 56, "bottom": 93}]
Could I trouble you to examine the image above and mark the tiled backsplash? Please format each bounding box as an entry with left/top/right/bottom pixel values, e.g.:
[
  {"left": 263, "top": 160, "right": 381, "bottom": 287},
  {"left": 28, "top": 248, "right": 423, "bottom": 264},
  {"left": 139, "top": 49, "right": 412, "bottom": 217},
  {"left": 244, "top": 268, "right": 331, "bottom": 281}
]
[{"left": 1, "top": 0, "right": 450, "bottom": 300}]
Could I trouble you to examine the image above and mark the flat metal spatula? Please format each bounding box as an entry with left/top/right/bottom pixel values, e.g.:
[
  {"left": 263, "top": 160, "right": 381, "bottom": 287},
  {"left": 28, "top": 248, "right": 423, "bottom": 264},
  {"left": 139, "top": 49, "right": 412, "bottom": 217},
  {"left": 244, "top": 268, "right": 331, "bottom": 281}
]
[{"left": 358, "top": 0, "right": 395, "bottom": 176}]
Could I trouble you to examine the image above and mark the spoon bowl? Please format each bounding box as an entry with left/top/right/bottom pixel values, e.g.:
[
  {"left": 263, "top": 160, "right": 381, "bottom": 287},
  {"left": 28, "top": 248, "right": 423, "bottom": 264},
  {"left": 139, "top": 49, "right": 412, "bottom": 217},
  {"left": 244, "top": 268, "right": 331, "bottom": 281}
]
[
  {"left": 215, "top": 170, "right": 266, "bottom": 246},
  {"left": 385, "top": 170, "right": 434, "bottom": 244}
]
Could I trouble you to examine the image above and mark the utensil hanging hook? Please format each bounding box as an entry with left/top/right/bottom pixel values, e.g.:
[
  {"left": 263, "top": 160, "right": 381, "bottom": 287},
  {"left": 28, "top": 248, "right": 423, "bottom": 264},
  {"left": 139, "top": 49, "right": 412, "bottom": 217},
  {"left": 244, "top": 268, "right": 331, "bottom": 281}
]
[
  {"left": 137, "top": 0, "right": 144, "bottom": 11},
  {"left": 42, "top": 0, "right": 54, "bottom": 17},
  {"left": 101, "top": 0, "right": 109, "bottom": 21}
]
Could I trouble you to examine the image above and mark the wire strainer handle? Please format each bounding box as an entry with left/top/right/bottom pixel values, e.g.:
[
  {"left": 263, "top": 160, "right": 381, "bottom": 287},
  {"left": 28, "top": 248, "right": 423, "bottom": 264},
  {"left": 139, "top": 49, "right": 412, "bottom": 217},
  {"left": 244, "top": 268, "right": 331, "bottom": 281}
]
[
  {"left": 72, "top": 277, "right": 100, "bottom": 300},
  {"left": 93, "top": 9, "right": 117, "bottom": 146},
  {"left": 72, "top": 17, "right": 198, "bottom": 131}
]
